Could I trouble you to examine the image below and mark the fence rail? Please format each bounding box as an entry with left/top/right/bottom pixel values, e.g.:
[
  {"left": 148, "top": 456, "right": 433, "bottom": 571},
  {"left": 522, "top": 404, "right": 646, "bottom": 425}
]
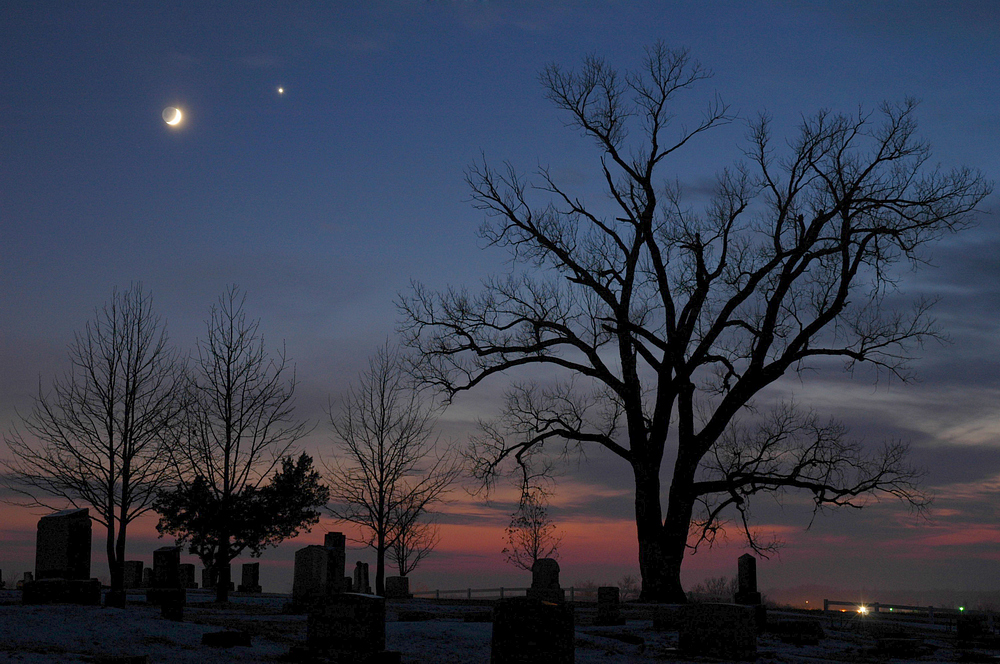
[
  {"left": 824, "top": 598, "right": 995, "bottom": 629},
  {"left": 411, "top": 587, "right": 594, "bottom": 601}
]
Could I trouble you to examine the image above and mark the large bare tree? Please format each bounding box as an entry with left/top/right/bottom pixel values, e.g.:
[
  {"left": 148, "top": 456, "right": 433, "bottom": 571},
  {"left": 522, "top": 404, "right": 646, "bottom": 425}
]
[
  {"left": 326, "top": 343, "right": 460, "bottom": 595},
  {"left": 399, "top": 44, "right": 992, "bottom": 601},
  {"left": 2, "top": 285, "right": 185, "bottom": 603},
  {"left": 163, "top": 285, "right": 306, "bottom": 602}
]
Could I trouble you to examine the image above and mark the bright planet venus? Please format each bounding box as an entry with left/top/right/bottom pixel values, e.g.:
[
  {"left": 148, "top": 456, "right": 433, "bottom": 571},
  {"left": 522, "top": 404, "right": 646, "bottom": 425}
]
[{"left": 162, "top": 107, "right": 182, "bottom": 125}]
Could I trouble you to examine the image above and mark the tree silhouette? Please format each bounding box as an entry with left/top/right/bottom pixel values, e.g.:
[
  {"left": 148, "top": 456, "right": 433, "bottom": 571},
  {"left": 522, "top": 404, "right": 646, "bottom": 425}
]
[
  {"left": 155, "top": 453, "right": 329, "bottom": 582},
  {"left": 502, "top": 490, "right": 562, "bottom": 571},
  {"left": 3, "top": 285, "right": 185, "bottom": 603},
  {"left": 326, "top": 343, "right": 460, "bottom": 595},
  {"left": 399, "top": 44, "right": 992, "bottom": 601},
  {"left": 163, "top": 285, "right": 306, "bottom": 602}
]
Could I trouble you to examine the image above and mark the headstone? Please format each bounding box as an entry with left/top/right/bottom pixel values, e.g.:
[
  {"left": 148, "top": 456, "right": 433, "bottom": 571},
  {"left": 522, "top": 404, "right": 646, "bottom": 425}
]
[
  {"left": 23, "top": 508, "right": 99, "bottom": 605},
  {"left": 238, "top": 562, "right": 262, "bottom": 593},
  {"left": 595, "top": 586, "right": 625, "bottom": 626},
  {"left": 492, "top": 597, "right": 574, "bottom": 664},
  {"left": 324, "top": 532, "right": 346, "bottom": 594},
  {"left": 202, "top": 567, "right": 215, "bottom": 590},
  {"left": 178, "top": 563, "right": 197, "bottom": 589},
  {"left": 734, "top": 553, "right": 762, "bottom": 605},
  {"left": 384, "top": 576, "right": 411, "bottom": 599},
  {"left": 678, "top": 603, "right": 756, "bottom": 660},
  {"left": 353, "top": 561, "right": 363, "bottom": 593},
  {"left": 141, "top": 568, "right": 152, "bottom": 588},
  {"left": 0, "top": 569, "right": 4, "bottom": 589},
  {"left": 307, "top": 594, "right": 398, "bottom": 661},
  {"left": 292, "top": 545, "right": 328, "bottom": 607},
  {"left": 123, "top": 561, "right": 144, "bottom": 589},
  {"left": 34, "top": 508, "right": 91, "bottom": 580},
  {"left": 152, "top": 546, "right": 181, "bottom": 588},
  {"left": 353, "top": 561, "right": 371, "bottom": 594},
  {"left": 525, "top": 558, "right": 565, "bottom": 603},
  {"left": 17, "top": 572, "right": 34, "bottom": 590}
]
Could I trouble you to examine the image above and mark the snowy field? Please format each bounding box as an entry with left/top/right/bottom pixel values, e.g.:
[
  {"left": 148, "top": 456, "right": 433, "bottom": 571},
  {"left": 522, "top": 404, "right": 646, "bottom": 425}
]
[{"left": 0, "top": 589, "right": 996, "bottom": 663}]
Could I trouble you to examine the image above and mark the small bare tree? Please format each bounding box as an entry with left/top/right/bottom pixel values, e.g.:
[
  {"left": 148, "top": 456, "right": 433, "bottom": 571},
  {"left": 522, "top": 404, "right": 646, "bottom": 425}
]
[
  {"left": 326, "top": 343, "right": 460, "bottom": 595},
  {"left": 2, "top": 285, "right": 185, "bottom": 601},
  {"left": 161, "top": 285, "right": 307, "bottom": 602},
  {"left": 502, "top": 490, "right": 562, "bottom": 571},
  {"left": 388, "top": 504, "right": 440, "bottom": 577}
]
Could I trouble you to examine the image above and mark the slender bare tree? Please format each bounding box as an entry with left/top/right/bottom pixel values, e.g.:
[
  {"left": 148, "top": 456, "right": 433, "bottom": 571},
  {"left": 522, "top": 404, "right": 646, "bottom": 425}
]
[
  {"left": 502, "top": 490, "right": 562, "bottom": 571},
  {"left": 326, "top": 343, "right": 460, "bottom": 595},
  {"left": 2, "top": 285, "right": 185, "bottom": 603},
  {"left": 399, "top": 44, "right": 992, "bottom": 601},
  {"left": 388, "top": 504, "right": 440, "bottom": 577},
  {"left": 163, "top": 285, "right": 306, "bottom": 602}
]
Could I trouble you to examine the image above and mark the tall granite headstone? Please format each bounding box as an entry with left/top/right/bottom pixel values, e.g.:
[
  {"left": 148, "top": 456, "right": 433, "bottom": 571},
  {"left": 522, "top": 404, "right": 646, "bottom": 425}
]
[
  {"left": 34, "top": 508, "right": 91, "bottom": 580},
  {"left": 324, "top": 532, "right": 346, "bottom": 594},
  {"left": 178, "top": 563, "right": 197, "bottom": 589},
  {"left": 123, "top": 561, "right": 144, "bottom": 589},
  {"left": 22, "top": 508, "right": 100, "bottom": 605},
  {"left": 734, "top": 553, "right": 761, "bottom": 605},
  {"left": 292, "top": 545, "right": 328, "bottom": 608},
  {"left": 153, "top": 546, "right": 181, "bottom": 588}
]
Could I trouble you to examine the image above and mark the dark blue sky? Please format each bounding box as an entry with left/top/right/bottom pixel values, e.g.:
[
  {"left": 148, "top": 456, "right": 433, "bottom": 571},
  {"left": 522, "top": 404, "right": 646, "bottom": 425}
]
[{"left": 2, "top": 1, "right": 999, "bottom": 595}]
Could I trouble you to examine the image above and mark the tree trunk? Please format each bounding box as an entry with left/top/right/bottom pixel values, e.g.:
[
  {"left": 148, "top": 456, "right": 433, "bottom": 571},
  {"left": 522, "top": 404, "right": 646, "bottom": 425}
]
[
  {"left": 111, "top": 520, "right": 126, "bottom": 593},
  {"left": 634, "top": 459, "right": 673, "bottom": 602},
  {"left": 105, "top": 513, "right": 117, "bottom": 589},
  {"left": 659, "top": 442, "right": 702, "bottom": 603},
  {"left": 376, "top": 538, "right": 385, "bottom": 596},
  {"left": 215, "top": 536, "right": 231, "bottom": 603},
  {"left": 634, "top": 441, "right": 700, "bottom": 603}
]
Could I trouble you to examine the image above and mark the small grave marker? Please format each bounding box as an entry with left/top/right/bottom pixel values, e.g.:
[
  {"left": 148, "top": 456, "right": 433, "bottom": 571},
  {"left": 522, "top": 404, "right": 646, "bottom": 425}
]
[{"left": 238, "top": 562, "right": 262, "bottom": 593}]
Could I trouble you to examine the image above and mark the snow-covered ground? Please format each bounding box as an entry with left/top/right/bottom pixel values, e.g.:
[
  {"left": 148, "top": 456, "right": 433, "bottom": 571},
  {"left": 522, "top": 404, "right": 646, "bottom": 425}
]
[{"left": 0, "top": 589, "right": 996, "bottom": 662}]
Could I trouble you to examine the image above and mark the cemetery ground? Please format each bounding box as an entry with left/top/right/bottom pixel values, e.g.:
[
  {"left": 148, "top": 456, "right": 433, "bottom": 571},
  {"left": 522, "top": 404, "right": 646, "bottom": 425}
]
[{"left": 2, "top": 588, "right": 999, "bottom": 663}]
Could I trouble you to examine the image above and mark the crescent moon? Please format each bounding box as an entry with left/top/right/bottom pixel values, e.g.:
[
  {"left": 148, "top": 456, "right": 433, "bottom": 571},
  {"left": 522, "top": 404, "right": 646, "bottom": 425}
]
[{"left": 162, "top": 107, "right": 182, "bottom": 126}]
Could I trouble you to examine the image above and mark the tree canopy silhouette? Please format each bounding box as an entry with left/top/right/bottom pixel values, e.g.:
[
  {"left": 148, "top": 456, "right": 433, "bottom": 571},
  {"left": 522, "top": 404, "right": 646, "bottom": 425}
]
[{"left": 399, "top": 43, "right": 992, "bottom": 602}]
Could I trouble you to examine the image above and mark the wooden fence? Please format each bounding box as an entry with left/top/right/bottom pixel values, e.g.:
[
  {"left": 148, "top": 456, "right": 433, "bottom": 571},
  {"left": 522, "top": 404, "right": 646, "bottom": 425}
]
[
  {"left": 411, "top": 587, "right": 597, "bottom": 601},
  {"left": 824, "top": 599, "right": 996, "bottom": 630}
]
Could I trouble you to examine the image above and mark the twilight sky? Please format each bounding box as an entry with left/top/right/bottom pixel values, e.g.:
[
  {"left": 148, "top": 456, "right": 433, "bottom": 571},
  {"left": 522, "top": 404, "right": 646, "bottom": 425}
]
[{"left": 2, "top": 1, "right": 999, "bottom": 602}]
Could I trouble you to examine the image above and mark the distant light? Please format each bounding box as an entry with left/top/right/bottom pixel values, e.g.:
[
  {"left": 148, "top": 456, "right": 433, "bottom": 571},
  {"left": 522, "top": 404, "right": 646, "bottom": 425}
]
[
  {"left": 889, "top": 607, "right": 894, "bottom": 612},
  {"left": 858, "top": 605, "right": 869, "bottom": 615},
  {"left": 277, "top": 86, "right": 284, "bottom": 95},
  {"left": 960, "top": 606, "right": 965, "bottom": 612}
]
